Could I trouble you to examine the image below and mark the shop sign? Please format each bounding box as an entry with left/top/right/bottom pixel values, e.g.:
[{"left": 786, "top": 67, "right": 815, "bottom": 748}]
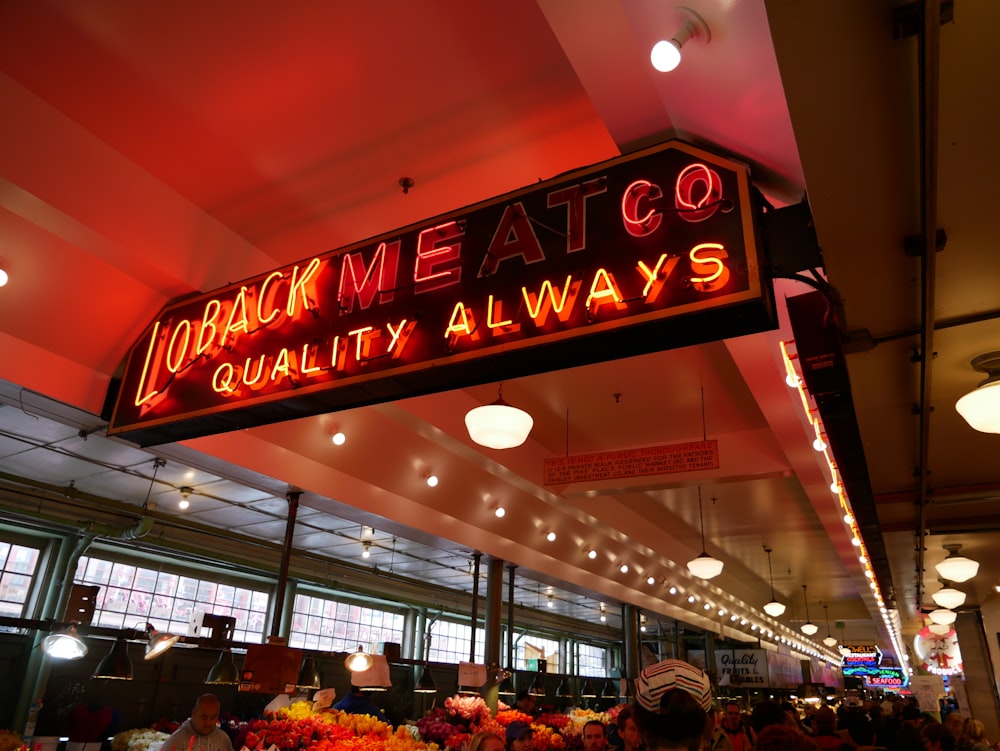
[
  {"left": 913, "top": 625, "right": 963, "bottom": 676},
  {"left": 543, "top": 438, "right": 718, "bottom": 485},
  {"left": 718, "top": 649, "right": 768, "bottom": 686},
  {"left": 840, "top": 643, "right": 882, "bottom": 668},
  {"left": 842, "top": 664, "right": 908, "bottom": 689},
  {"left": 107, "top": 140, "right": 771, "bottom": 445}
]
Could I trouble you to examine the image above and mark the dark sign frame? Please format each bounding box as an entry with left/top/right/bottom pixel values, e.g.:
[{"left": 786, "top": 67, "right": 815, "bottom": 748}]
[{"left": 107, "top": 139, "right": 773, "bottom": 445}]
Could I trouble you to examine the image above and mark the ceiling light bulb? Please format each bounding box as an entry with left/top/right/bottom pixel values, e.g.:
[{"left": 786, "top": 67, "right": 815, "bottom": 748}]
[
  {"left": 640, "top": 624, "right": 647, "bottom": 632},
  {"left": 935, "top": 544, "right": 979, "bottom": 582},
  {"left": 703, "top": 603, "right": 711, "bottom": 611},
  {"left": 813, "top": 436, "right": 827, "bottom": 452},
  {"left": 331, "top": 431, "right": 346, "bottom": 445},
  {"left": 763, "top": 600, "right": 786, "bottom": 617},
  {"left": 426, "top": 474, "right": 438, "bottom": 487},
  {"left": 851, "top": 537, "right": 861, "bottom": 547},
  {"left": 178, "top": 498, "right": 189, "bottom": 510},
  {"left": 718, "top": 609, "right": 726, "bottom": 617},
  {"left": 599, "top": 613, "right": 606, "bottom": 623},
  {"left": 669, "top": 586, "right": 678, "bottom": 595},
  {"left": 0, "top": 267, "right": 7, "bottom": 287},
  {"left": 687, "top": 553, "right": 724, "bottom": 579},
  {"left": 650, "top": 39, "right": 683, "bottom": 72},
  {"left": 588, "top": 549, "right": 598, "bottom": 560},
  {"left": 929, "top": 608, "right": 957, "bottom": 625},
  {"left": 688, "top": 595, "right": 696, "bottom": 604},
  {"left": 801, "top": 623, "right": 819, "bottom": 636},
  {"left": 362, "top": 542, "right": 371, "bottom": 559},
  {"left": 830, "top": 481, "right": 840, "bottom": 494},
  {"left": 823, "top": 635, "right": 838, "bottom": 648},
  {"left": 843, "top": 513, "right": 854, "bottom": 525},
  {"left": 956, "top": 353, "right": 1000, "bottom": 433},
  {"left": 546, "top": 531, "right": 557, "bottom": 542},
  {"left": 785, "top": 373, "right": 801, "bottom": 388},
  {"left": 620, "top": 564, "right": 629, "bottom": 574},
  {"left": 494, "top": 506, "right": 506, "bottom": 518},
  {"left": 928, "top": 623, "right": 951, "bottom": 636},
  {"left": 647, "top": 576, "right": 656, "bottom": 585},
  {"left": 547, "top": 595, "right": 554, "bottom": 608}
]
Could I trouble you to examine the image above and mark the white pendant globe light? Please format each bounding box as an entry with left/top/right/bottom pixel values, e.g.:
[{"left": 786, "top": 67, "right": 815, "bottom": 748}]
[
  {"left": 799, "top": 584, "right": 818, "bottom": 635},
  {"left": 687, "top": 488, "right": 724, "bottom": 580},
  {"left": 762, "top": 545, "right": 786, "bottom": 617},
  {"left": 931, "top": 586, "right": 966, "bottom": 610},
  {"left": 934, "top": 544, "right": 979, "bottom": 583},
  {"left": 928, "top": 608, "right": 957, "bottom": 625},
  {"left": 821, "top": 603, "right": 837, "bottom": 647},
  {"left": 928, "top": 623, "right": 951, "bottom": 636},
  {"left": 955, "top": 352, "right": 1000, "bottom": 433},
  {"left": 465, "top": 383, "right": 533, "bottom": 450}
]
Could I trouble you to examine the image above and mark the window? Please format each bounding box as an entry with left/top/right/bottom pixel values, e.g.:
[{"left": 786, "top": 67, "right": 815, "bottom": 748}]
[
  {"left": 577, "top": 642, "right": 608, "bottom": 677},
  {"left": 0, "top": 541, "right": 40, "bottom": 618},
  {"left": 74, "top": 555, "right": 269, "bottom": 642},
  {"left": 518, "top": 632, "right": 561, "bottom": 672},
  {"left": 426, "top": 618, "right": 485, "bottom": 664},
  {"left": 288, "top": 591, "right": 404, "bottom": 652}
]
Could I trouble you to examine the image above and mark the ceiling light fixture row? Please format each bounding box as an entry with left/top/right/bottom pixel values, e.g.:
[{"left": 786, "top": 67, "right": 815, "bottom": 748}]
[{"left": 781, "top": 341, "right": 909, "bottom": 670}]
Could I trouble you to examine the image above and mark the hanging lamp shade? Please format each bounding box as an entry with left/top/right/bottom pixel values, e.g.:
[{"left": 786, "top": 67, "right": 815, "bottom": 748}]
[
  {"left": 687, "top": 488, "right": 724, "bottom": 579},
  {"left": 415, "top": 665, "right": 437, "bottom": 693},
  {"left": 345, "top": 644, "right": 374, "bottom": 672},
  {"left": 144, "top": 623, "right": 179, "bottom": 660},
  {"left": 498, "top": 673, "right": 516, "bottom": 696},
  {"left": 761, "top": 546, "right": 785, "bottom": 617},
  {"left": 528, "top": 672, "right": 545, "bottom": 696},
  {"left": 822, "top": 634, "right": 838, "bottom": 647},
  {"left": 931, "top": 587, "right": 966, "bottom": 610},
  {"left": 464, "top": 384, "right": 533, "bottom": 449},
  {"left": 955, "top": 352, "right": 1000, "bottom": 432},
  {"left": 934, "top": 544, "right": 979, "bottom": 583},
  {"left": 821, "top": 603, "right": 837, "bottom": 647},
  {"left": 928, "top": 623, "right": 951, "bottom": 636},
  {"left": 92, "top": 637, "right": 133, "bottom": 680},
  {"left": 42, "top": 624, "right": 88, "bottom": 660},
  {"left": 556, "top": 678, "right": 572, "bottom": 698},
  {"left": 687, "top": 553, "right": 724, "bottom": 579},
  {"left": 205, "top": 648, "right": 239, "bottom": 684},
  {"left": 579, "top": 678, "right": 597, "bottom": 698},
  {"left": 799, "top": 584, "right": 818, "bottom": 635},
  {"left": 928, "top": 608, "right": 957, "bottom": 625},
  {"left": 296, "top": 656, "right": 321, "bottom": 690}
]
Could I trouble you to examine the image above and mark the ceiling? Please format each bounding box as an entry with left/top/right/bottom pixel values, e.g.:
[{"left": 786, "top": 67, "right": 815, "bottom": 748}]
[{"left": 0, "top": 0, "right": 996, "bottom": 671}]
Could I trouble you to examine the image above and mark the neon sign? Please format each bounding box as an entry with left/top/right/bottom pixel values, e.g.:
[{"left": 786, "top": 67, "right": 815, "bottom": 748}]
[
  {"left": 840, "top": 644, "right": 883, "bottom": 668},
  {"left": 108, "top": 140, "right": 770, "bottom": 445}
]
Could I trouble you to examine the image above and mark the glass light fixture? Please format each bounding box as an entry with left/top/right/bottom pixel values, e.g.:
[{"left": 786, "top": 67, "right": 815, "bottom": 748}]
[
  {"left": 296, "top": 656, "right": 321, "bottom": 690},
  {"left": 929, "top": 608, "right": 957, "bottom": 625},
  {"left": 464, "top": 383, "right": 533, "bottom": 449},
  {"left": 931, "top": 586, "right": 966, "bottom": 610},
  {"left": 345, "top": 644, "right": 374, "bottom": 672},
  {"left": 687, "top": 488, "right": 724, "bottom": 579},
  {"left": 649, "top": 6, "right": 711, "bottom": 72},
  {"left": 800, "top": 585, "right": 818, "bottom": 635},
  {"left": 42, "top": 624, "right": 88, "bottom": 660},
  {"left": 955, "top": 352, "right": 1000, "bottom": 433},
  {"left": 762, "top": 546, "right": 786, "bottom": 617},
  {"left": 205, "top": 648, "right": 239, "bottom": 684},
  {"left": 821, "top": 604, "right": 837, "bottom": 648},
  {"left": 935, "top": 544, "right": 979, "bottom": 583},
  {"left": 93, "top": 637, "right": 133, "bottom": 680},
  {"left": 414, "top": 665, "right": 437, "bottom": 693},
  {"left": 928, "top": 623, "right": 951, "bottom": 636},
  {"left": 0, "top": 266, "right": 8, "bottom": 287},
  {"left": 144, "top": 623, "right": 179, "bottom": 660}
]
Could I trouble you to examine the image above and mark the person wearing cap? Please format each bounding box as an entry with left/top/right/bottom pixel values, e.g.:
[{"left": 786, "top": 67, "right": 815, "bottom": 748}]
[
  {"left": 506, "top": 721, "right": 535, "bottom": 751},
  {"left": 633, "top": 658, "right": 716, "bottom": 751}
]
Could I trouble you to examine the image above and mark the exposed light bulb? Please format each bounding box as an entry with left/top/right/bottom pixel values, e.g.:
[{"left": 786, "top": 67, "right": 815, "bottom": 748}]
[
  {"left": 494, "top": 506, "right": 506, "bottom": 518},
  {"left": 331, "top": 431, "right": 346, "bottom": 445},
  {"left": 588, "top": 549, "right": 598, "bottom": 560},
  {"left": 546, "top": 531, "right": 557, "bottom": 542},
  {"left": 362, "top": 542, "right": 371, "bottom": 559},
  {"left": 668, "top": 586, "right": 678, "bottom": 595},
  {"left": 599, "top": 613, "right": 607, "bottom": 623},
  {"left": 647, "top": 576, "right": 656, "bottom": 586},
  {"left": 813, "top": 436, "right": 828, "bottom": 452},
  {"left": 547, "top": 595, "right": 554, "bottom": 608},
  {"left": 620, "top": 564, "right": 629, "bottom": 574},
  {"left": 650, "top": 39, "right": 682, "bottom": 72},
  {"left": 426, "top": 474, "right": 438, "bottom": 487},
  {"left": 843, "top": 513, "right": 854, "bottom": 525},
  {"left": 830, "top": 481, "right": 840, "bottom": 494},
  {"left": 688, "top": 595, "right": 696, "bottom": 604},
  {"left": 785, "top": 373, "right": 801, "bottom": 388}
]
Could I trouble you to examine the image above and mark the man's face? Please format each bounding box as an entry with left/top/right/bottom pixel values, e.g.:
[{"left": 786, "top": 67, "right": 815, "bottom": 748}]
[
  {"left": 583, "top": 725, "right": 607, "bottom": 751},
  {"left": 723, "top": 705, "right": 742, "bottom": 731},
  {"left": 191, "top": 698, "right": 221, "bottom": 737},
  {"left": 620, "top": 718, "right": 641, "bottom": 751},
  {"left": 511, "top": 734, "right": 534, "bottom": 751}
]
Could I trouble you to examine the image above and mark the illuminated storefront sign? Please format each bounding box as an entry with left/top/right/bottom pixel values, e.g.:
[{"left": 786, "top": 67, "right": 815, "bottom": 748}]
[
  {"left": 842, "top": 665, "right": 908, "bottom": 689},
  {"left": 108, "top": 140, "right": 771, "bottom": 445},
  {"left": 913, "top": 625, "right": 963, "bottom": 676},
  {"left": 840, "top": 643, "right": 883, "bottom": 669}
]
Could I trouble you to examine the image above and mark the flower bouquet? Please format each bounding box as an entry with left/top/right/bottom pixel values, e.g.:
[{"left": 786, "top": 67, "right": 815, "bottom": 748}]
[
  {"left": 111, "top": 729, "right": 169, "bottom": 751},
  {"left": 0, "top": 729, "right": 28, "bottom": 751}
]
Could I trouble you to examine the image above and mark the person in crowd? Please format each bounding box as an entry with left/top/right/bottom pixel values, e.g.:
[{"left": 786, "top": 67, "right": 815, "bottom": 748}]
[
  {"left": 944, "top": 714, "right": 966, "bottom": 744},
  {"left": 614, "top": 704, "right": 644, "bottom": 751},
  {"left": 810, "top": 706, "right": 847, "bottom": 750},
  {"left": 632, "top": 658, "right": 716, "bottom": 751},
  {"left": 780, "top": 701, "right": 805, "bottom": 733},
  {"left": 958, "top": 718, "right": 991, "bottom": 751},
  {"left": 468, "top": 732, "right": 505, "bottom": 751},
  {"left": 716, "top": 702, "right": 753, "bottom": 751},
  {"left": 888, "top": 703, "right": 927, "bottom": 751},
  {"left": 332, "top": 685, "right": 388, "bottom": 722},
  {"left": 708, "top": 706, "right": 733, "bottom": 751},
  {"left": 749, "top": 700, "right": 787, "bottom": 738},
  {"left": 163, "top": 693, "right": 235, "bottom": 751},
  {"left": 584, "top": 721, "right": 612, "bottom": 751},
  {"left": 515, "top": 690, "right": 538, "bottom": 716},
  {"left": 753, "top": 725, "right": 819, "bottom": 751},
  {"left": 924, "top": 722, "right": 957, "bottom": 751},
  {"left": 505, "top": 721, "right": 535, "bottom": 751}
]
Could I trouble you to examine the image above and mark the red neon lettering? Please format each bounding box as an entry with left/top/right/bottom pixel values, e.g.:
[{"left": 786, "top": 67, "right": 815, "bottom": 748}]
[
  {"left": 637, "top": 254, "right": 681, "bottom": 303},
  {"left": 689, "top": 242, "right": 730, "bottom": 291},
  {"left": 675, "top": 164, "right": 722, "bottom": 223},
  {"left": 386, "top": 319, "right": 417, "bottom": 357},
  {"left": 134, "top": 322, "right": 163, "bottom": 407},
  {"left": 547, "top": 178, "right": 607, "bottom": 253},
  {"left": 286, "top": 257, "right": 322, "bottom": 316},
  {"left": 269, "top": 348, "right": 292, "bottom": 382},
  {"left": 480, "top": 202, "right": 545, "bottom": 277},
  {"left": 165, "top": 320, "right": 191, "bottom": 374},
  {"left": 487, "top": 295, "right": 518, "bottom": 332},
  {"left": 348, "top": 326, "right": 376, "bottom": 361},
  {"left": 339, "top": 242, "right": 400, "bottom": 313},
  {"left": 522, "top": 276, "right": 579, "bottom": 324},
  {"left": 585, "top": 269, "right": 626, "bottom": 313},
  {"left": 197, "top": 299, "right": 222, "bottom": 355},
  {"left": 242, "top": 355, "right": 267, "bottom": 388},
  {"left": 223, "top": 286, "right": 251, "bottom": 344},
  {"left": 415, "top": 222, "right": 464, "bottom": 293},
  {"left": 212, "top": 362, "right": 237, "bottom": 394},
  {"left": 257, "top": 271, "right": 285, "bottom": 325},
  {"left": 301, "top": 343, "right": 322, "bottom": 375},
  {"left": 621, "top": 179, "right": 663, "bottom": 237}
]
